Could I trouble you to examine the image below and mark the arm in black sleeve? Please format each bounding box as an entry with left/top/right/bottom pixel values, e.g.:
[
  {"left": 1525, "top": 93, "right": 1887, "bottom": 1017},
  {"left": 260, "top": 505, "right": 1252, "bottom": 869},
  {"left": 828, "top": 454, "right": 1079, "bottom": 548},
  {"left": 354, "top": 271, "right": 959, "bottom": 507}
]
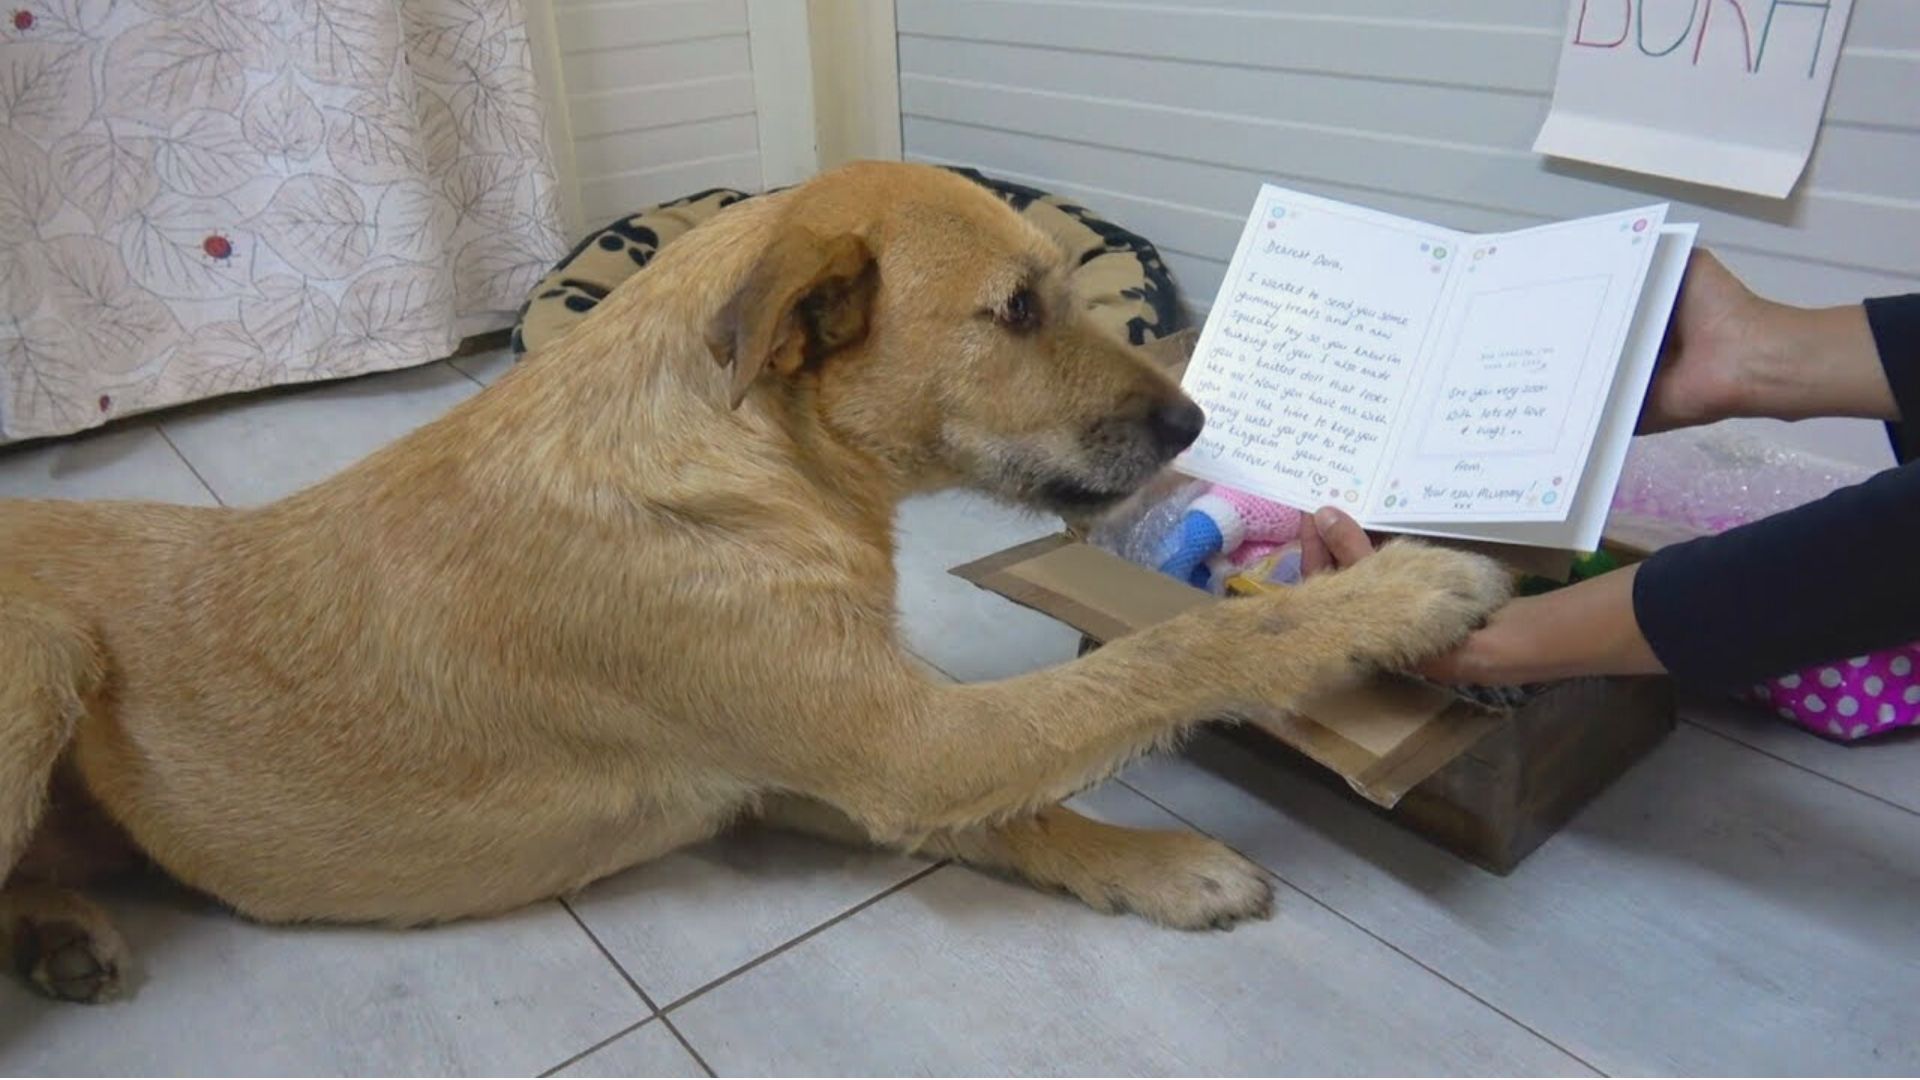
[
  {"left": 1633, "top": 459, "right": 1920, "bottom": 689},
  {"left": 1865, "top": 294, "right": 1920, "bottom": 462},
  {"left": 1632, "top": 295, "right": 1920, "bottom": 690}
]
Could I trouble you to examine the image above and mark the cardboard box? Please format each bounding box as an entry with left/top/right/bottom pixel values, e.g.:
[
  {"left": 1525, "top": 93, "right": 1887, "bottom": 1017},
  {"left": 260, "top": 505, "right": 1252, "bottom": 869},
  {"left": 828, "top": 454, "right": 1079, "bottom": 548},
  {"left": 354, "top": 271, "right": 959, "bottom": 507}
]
[
  {"left": 952, "top": 536, "right": 1675, "bottom": 872},
  {"left": 949, "top": 329, "right": 1680, "bottom": 873}
]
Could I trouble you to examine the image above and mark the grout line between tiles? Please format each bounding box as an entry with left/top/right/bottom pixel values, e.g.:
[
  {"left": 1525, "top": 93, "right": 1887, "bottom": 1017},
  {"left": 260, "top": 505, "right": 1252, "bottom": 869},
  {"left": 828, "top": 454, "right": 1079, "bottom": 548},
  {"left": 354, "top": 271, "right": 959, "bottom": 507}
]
[
  {"left": 153, "top": 424, "right": 228, "bottom": 508},
  {"left": 661, "top": 861, "right": 947, "bottom": 1015},
  {"left": 656, "top": 1013, "right": 718, "bottom": 1078},
  {"left": 560, "top": 896, "right": 663, "bottom": 1011},
  {"left": 1681, "top": 717, "right": 1920, "bottom": 819},
  {"left": 447, "top": 359, "right": 493, "bottom": 390},
  {"left": 902, "top": 644, "right": 962, "bottom": 683},
  {"left": 557, "top": 897, "right": 725, "bottom": 1074},
  {"left": 1115, "top": 776, "right": 1609, "bottom": 1077},
  {"left": 539, "top": 1015, "right": 654, "bottom": 1077}
]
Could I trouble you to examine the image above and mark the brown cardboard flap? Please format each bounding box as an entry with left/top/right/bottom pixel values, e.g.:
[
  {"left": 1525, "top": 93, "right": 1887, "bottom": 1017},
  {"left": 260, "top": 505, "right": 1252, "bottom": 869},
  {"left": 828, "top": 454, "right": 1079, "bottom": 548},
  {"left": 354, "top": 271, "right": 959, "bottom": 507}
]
[
  {"left": 952, "top": 536, "right": 1211, "bottom": 641},
  {"left": 951, "top": 535, "right": 1498, "bottom": 807}
]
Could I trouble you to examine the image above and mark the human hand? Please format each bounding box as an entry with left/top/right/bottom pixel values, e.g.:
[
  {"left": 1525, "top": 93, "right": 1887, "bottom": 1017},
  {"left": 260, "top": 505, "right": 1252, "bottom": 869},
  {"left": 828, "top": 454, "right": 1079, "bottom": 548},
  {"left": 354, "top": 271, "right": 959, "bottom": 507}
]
[
  {"left": 1637, "top": 249, "right": 1774, "bottom": 434},
  {"left": 1298, "top": 506, "right": 1378, "bottom": 576},
  {"left": 1298, "top": 508, "right": 1495, "bottom": 680},
  {"left": 1640, "top": 249, "right": 1894, "bottom": 430},
  {"left": 1298, "top": 508, "right": 1497, "bottom": 680},
  {"left": 1298, "top": 507, "right": 1663, "bottom": 685}
]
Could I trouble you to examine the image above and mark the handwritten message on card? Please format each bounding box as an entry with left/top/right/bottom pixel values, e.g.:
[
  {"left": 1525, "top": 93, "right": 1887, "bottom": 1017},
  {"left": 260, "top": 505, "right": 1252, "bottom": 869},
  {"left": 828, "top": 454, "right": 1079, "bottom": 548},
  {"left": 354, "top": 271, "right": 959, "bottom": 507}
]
[{"left": 1181, "top": 197, "right": 1448, "bottom": 510}]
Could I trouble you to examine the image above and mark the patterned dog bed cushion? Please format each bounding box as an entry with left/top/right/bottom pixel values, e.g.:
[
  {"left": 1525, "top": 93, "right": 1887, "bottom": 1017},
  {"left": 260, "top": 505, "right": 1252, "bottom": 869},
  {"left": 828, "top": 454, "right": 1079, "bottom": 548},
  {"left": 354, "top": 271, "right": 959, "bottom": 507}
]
[{"left": 511, "top": 167, "right": 1185, "bottom": 356}]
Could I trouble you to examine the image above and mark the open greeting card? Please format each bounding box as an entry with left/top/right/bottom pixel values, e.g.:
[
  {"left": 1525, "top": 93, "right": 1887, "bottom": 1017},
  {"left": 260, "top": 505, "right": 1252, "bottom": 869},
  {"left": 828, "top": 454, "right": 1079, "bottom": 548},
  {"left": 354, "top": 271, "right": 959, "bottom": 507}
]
[{"left": 1176, "top": 185, "right": 1697, "bottom": 550}]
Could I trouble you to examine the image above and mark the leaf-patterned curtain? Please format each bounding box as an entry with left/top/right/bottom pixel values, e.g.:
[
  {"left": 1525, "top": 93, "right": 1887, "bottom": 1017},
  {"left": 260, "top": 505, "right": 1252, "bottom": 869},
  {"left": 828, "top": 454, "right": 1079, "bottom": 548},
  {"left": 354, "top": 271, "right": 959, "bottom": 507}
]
[{"left": 0, "top": 0, "right": 568, "bottom": 440}]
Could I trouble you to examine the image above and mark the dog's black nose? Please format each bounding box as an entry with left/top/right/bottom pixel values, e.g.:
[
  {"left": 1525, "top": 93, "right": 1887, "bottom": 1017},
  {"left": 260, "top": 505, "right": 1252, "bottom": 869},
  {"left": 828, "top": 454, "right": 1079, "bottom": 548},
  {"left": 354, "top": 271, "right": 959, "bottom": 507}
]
[{"left": 1147, "top": 399, "right": 1206, "bottom": 455}]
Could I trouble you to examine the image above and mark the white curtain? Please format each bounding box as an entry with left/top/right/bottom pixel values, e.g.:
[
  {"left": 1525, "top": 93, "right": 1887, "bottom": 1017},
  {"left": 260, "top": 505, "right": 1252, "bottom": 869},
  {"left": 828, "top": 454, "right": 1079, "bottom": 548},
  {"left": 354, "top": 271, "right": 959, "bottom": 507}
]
[{"left": 0, "top": 0, "right": 568, "bottom": 440}]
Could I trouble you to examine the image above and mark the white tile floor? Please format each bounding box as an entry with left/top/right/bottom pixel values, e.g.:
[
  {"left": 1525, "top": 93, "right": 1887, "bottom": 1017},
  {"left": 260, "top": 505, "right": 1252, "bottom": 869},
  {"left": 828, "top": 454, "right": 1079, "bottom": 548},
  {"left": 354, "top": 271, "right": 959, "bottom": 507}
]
[{"left": 3, "top": 351, "right": 1918, "bottom": 1076}]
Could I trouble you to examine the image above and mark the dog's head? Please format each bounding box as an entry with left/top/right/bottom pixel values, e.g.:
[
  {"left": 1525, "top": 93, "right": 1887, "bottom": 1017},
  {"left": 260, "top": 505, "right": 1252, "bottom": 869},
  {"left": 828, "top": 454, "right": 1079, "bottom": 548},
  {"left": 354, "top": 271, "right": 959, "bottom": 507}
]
[{"left": 705, "top": 162, "right": 1203, "bottom": 518}]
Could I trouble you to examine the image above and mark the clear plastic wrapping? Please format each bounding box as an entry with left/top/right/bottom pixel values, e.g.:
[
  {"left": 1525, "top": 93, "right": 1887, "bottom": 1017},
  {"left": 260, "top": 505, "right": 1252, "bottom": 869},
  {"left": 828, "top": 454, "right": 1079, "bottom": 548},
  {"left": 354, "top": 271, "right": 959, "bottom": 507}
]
[
  {"left": 1085, "top": 478, "right": 1209, "bottom": 571},
  {"left": 1609, "top": 427, "right": 1875, "bottom": 533}
]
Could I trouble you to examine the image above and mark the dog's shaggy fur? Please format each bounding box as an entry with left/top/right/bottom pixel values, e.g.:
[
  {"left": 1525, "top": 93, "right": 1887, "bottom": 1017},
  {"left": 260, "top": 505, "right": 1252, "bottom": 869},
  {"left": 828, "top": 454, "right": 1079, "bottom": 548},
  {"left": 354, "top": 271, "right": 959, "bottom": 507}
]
[{"left": 0, "top": 163, "right": 1508, "bottom": 1001}]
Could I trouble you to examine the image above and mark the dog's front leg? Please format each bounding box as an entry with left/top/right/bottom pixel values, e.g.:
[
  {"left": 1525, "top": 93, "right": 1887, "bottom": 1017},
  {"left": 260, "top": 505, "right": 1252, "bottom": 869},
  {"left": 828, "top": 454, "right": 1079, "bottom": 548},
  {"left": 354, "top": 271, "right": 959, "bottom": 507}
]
[
  {"left": 758, "top": 793, "right": 1276, "bottom": 929},
  {"left": 809, "top": 541, "right": 1509, "bottom": 847},
  {"left": 760, "top": 542, "right": 1503, "bottom": 929}
]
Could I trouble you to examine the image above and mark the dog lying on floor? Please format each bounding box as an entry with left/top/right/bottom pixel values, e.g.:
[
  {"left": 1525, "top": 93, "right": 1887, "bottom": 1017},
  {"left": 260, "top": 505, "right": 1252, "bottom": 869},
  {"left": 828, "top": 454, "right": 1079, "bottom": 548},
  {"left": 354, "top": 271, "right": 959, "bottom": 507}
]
[{"left": 0, "top": 162, "right": 1508, "bottom": 1002}]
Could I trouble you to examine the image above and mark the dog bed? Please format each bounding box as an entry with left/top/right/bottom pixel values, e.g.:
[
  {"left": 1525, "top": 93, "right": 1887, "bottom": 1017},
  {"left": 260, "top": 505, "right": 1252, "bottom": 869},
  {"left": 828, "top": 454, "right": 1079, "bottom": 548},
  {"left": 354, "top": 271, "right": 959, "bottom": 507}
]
[{"left": 511, "top": 167, "right": 1186, "bottom": 356}]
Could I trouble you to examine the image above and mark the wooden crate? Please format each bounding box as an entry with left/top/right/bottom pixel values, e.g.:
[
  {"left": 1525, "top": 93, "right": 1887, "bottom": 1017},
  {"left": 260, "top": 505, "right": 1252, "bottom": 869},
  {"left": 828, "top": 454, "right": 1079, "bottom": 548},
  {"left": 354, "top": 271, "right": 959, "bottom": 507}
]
[
  {"left": 1081, "top": 635, "right": 1676, "bottom": 873},
  {"left": 1225, "top": 675, "right": 1674, "bottom": 872}
]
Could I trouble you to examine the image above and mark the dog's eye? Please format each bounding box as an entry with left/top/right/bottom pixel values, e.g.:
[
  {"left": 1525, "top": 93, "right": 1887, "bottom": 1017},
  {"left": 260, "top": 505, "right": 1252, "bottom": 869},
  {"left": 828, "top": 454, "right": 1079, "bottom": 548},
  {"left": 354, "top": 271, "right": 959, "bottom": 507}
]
[{"left": 998, "top": 287, "right": 1039, "bottom": 331}]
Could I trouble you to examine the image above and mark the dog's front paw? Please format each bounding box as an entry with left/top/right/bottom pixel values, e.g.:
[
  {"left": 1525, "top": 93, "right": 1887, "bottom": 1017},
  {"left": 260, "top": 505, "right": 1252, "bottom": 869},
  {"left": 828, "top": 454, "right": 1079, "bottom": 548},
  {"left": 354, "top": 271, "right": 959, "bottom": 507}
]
[
  {"left": 1074, "top": 829, "right": 1275, "bottom": 931},
  {"left": 1321, "top": 541, "right": 1511, "bottom": 671}
]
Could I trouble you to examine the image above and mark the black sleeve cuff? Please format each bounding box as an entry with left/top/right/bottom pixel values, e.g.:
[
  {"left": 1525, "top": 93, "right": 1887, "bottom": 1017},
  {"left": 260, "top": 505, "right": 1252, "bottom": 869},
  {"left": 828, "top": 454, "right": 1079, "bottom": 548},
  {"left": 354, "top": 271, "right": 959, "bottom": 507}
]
[
  {"left": 1865, "top": 294, "right": 1920, "bottom": 463},
  {"left": 1633, "top": 458, "right": 1920, "bottom": 690}
]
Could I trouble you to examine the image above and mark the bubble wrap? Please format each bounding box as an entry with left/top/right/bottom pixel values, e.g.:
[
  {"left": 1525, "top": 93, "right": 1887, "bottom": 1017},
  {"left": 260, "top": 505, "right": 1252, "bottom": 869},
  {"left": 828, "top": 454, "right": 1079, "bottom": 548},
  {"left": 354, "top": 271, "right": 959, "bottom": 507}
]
[
  {"left": 1610, "top": 427, "right": 1874, "bottom": 533},
  {"left": 1086, "top": 479, "right": 1210, "bottom": 574}
]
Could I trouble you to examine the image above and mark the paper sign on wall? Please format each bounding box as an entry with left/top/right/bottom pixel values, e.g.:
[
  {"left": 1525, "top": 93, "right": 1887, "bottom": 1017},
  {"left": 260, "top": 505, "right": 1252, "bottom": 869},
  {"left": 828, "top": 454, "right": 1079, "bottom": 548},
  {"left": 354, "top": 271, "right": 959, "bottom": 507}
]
[{"left": 1533, "top": 0, "right": 1855, "bottom": 198}]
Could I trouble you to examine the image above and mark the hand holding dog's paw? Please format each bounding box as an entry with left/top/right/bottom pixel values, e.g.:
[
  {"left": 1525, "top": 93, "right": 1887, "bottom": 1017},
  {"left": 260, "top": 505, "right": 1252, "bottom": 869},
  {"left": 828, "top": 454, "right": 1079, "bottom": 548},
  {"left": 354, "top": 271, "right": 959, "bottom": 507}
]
[{"left": 1316, "top": 541, "right": 1512, "bottom": 672}]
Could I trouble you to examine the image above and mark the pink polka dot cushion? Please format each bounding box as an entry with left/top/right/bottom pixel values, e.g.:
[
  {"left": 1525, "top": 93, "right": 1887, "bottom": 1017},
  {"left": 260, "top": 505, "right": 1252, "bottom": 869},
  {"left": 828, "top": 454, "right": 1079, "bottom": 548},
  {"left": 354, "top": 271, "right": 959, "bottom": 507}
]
[{"left": 1748, "top": 644, "right": 1920, "bottom": 742}]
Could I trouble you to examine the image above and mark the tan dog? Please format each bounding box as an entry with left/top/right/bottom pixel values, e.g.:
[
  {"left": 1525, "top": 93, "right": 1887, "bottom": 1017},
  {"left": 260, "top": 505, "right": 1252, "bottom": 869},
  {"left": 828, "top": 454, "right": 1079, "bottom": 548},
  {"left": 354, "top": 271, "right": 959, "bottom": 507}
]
[{"left": 0, "top": 162, "right": 1508, "bottom": 1002}]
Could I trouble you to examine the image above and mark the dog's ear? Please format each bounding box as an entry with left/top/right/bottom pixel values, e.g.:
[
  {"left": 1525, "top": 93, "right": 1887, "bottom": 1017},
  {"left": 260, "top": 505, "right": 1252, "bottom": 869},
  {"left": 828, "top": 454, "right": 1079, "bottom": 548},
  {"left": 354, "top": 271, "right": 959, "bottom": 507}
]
[{"left": 706, "top": 226, "right": 877, "bottom": 408}]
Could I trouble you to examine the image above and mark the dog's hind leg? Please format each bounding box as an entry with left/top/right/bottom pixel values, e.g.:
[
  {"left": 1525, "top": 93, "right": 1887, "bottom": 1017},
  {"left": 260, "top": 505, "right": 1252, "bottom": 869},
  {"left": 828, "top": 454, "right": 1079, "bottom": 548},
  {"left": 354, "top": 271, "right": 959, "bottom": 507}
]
[
  {"left": 1, "top": 883, "right": 128, "bottom": 1002},
  {"left": 0, "top": 576, "right": 126, "bottom": 1002}
]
